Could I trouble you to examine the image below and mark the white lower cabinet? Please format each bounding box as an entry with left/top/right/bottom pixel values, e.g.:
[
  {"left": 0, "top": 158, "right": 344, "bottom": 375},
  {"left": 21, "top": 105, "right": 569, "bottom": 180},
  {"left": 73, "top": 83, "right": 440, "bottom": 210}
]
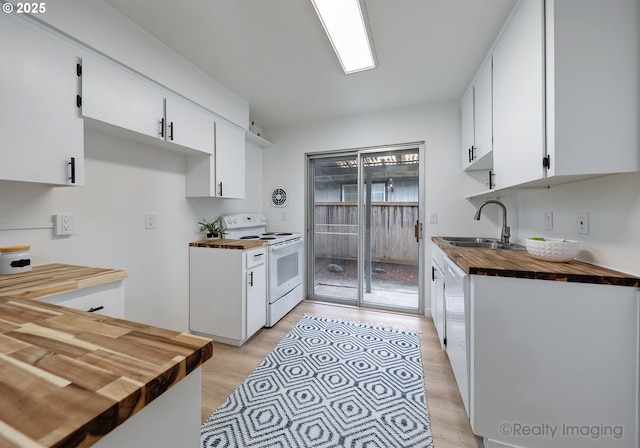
[
  {"left": 38, "top": 281, "right": 125, "bottom": 319},
  {"left": 430, "top": 244, "right": 446, "bottom": 350},
  {"left": 189, "top": 246, "right": 266, "bottom": 346},
  {"left": 94, "top": 367, "right": 201, "bottom": 448},
  {"left": 0, "top": 14, "right": 84, "bottom": 186},
  {"left": 469, "top": 275, "right": 639, "bottom": 448}
]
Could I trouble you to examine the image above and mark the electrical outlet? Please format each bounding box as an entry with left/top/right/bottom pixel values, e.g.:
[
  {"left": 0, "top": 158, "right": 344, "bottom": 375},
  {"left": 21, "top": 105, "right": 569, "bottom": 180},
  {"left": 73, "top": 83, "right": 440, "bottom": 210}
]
[
  {"left": 145, "top": 213, "right": 157, "bottom": 229},
  {"left": 544, "top": 211, "right": 553, "bottom": 230},
  {"left": 54, "top": 214, "right": 74, "bottom": 236},
  {"left": 577, "top": 211, "right": 589, "bottom": 234}
]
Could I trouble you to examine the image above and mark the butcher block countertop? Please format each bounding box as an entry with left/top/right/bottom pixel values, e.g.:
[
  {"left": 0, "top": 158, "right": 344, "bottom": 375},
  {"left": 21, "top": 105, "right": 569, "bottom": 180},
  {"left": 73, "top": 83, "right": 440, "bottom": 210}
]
[
  {"left": 189, "top": 238, "right": 267, "bottom": 250},
  {"left": 0, "top": 297, "right": 213, "bottom": 447},
  {"left": 432, "top": 237, "right": 640, "bottom": 287},
  {"left": 0, "top": 264, "right": 128, "bottom": 301},
  {"left": 0, "top": 265, "right": 213, "bottom": 447}
]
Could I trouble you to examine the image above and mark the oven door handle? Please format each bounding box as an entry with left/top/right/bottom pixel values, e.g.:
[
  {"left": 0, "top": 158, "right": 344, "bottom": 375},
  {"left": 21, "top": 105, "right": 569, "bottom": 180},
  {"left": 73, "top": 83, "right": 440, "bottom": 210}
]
[{"left": 269, "top": 241, "right": 303, "bottom": 252}]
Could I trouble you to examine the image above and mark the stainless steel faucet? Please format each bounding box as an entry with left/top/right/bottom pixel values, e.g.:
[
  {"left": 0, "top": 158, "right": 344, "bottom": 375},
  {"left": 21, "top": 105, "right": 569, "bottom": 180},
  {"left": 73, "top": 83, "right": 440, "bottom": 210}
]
[{"left": 474, "top": 200, "right": 511, "bottom": 243}]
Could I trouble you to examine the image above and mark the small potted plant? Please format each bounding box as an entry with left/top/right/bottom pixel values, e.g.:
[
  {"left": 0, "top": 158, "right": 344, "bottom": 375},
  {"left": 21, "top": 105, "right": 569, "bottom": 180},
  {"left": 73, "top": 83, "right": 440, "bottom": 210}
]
[{"left": 198, "top": 217, "right": 226, "bottom": 240}]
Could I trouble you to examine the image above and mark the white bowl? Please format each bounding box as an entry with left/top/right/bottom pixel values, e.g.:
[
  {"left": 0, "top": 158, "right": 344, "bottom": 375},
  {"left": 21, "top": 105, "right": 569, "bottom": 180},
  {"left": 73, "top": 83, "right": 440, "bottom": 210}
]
[{"left": 525, "top": 238, "right": 580, "bottom": 262}]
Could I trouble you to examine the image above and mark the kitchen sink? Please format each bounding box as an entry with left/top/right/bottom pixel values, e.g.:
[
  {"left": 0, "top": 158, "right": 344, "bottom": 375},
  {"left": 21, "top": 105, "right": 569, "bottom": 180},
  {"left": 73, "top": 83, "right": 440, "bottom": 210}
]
[
  {"left": 439, "top": 237, "right": 498, "bottom": 243},
  {"left": 436, "top": 236, "right": 526, "bottom": 251}
]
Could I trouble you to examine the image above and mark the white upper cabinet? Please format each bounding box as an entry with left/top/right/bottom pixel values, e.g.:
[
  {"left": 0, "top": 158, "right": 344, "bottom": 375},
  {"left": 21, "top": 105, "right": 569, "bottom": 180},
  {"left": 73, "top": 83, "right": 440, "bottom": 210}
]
[
  {"left": 466, "top": 0, "right": 640, "bottom": 197},
  {"left": 185, "top": 119, "right": 246, "bottom": 199},
  {"left": 460, "top": 86, "right": 475, "bottom": 170},
  {"left": 165, "top": 96, "right": 214, "bottom": 155},
  {"left": 214, "top": 120, "right": 245, "bottom": 199},
  {"left": 546, "top": 0, "right": 640, "bottom": 177},
  {"left": 82, "top": 57, "right": 164, "bottom": 140},
  {"left": 472, "top": 58, "right": 493, "bottom": 171},
  {"left": 0, "top": 15, "right": 84, "bottom": 186},
  {"left": 492, "top": 0, "right": 545, "bottom": 190},
  {"left": 81, "top": 58, "right": 214, "bottom": 154},
  {"left": 462, "top": 56, "right": 493, "bottom": 172}
]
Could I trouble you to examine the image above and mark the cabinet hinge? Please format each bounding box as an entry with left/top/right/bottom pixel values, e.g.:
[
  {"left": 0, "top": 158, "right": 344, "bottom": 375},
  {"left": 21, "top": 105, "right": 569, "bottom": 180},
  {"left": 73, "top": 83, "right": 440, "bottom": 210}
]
[
  {"left": 443, "top": 337, "right": 447, "bottom": 346},
  {"left": 76, "top": 95, "right": 82, "bottom": 108},
  {"left": 543, "top": 155, "right": 551, "bottom": 169},
  {"left": 76, "top": 63, "right": 82, "bottom": 77}
]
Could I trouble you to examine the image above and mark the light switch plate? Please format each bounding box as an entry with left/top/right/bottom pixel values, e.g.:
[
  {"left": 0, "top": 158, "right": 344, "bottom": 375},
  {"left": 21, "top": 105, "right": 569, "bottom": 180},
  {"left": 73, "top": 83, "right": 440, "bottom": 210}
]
[{"left": 428, "top": 211, "right": 438, "bottom": 224}]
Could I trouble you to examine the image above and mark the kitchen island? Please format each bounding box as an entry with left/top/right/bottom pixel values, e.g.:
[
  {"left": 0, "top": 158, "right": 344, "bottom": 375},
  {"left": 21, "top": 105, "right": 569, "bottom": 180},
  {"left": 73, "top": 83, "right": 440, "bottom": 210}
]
[{"left": 0, "top": 265, "right": 213, "bottom": 447}]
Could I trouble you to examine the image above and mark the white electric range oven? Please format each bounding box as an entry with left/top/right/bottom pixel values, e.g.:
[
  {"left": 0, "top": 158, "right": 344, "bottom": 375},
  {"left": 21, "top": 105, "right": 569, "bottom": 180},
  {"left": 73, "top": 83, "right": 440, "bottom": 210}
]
[{"left": 222, "top": 213, "right": 303, "bottom": 327}]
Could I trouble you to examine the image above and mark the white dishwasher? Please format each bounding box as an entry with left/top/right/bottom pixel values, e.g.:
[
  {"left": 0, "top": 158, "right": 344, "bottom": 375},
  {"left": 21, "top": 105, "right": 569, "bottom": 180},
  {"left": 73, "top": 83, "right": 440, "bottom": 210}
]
[
  {"left": 444, "top": 256, "right": 470, "bottom": 417},
  {"left": 189, "top": 245, "right": 266, "bottom": 346}
]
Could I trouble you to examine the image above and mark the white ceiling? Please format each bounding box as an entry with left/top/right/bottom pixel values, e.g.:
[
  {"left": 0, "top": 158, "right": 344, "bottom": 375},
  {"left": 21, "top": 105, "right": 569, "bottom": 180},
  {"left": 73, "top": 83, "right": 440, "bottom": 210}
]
[{"left": 105, "top": 0, "right": 515, "bottom": 130}]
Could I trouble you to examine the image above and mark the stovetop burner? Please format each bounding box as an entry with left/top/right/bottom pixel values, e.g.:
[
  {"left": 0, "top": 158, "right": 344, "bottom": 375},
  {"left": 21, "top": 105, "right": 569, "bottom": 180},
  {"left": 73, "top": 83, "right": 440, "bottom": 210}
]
[{"left": 221, "top": 213, "right": 302, "bottom": 246}]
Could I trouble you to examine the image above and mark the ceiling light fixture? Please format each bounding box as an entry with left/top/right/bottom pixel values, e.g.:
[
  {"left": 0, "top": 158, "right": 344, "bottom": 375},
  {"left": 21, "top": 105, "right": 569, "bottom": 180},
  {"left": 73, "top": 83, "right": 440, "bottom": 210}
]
[{"left": 310, "top": 0, "right": 376, "bottom": 74}]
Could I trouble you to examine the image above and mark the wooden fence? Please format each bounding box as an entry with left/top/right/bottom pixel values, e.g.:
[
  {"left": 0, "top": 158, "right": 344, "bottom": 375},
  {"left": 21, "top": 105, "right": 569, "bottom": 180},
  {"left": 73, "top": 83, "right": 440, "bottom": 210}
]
[{"left": 314, "top": 202, "right": 419, "bottom": 264}]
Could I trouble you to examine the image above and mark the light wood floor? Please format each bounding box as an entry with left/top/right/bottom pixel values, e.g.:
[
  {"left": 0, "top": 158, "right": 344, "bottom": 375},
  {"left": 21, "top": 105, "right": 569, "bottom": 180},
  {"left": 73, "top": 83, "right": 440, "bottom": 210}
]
[{"left": 200, "top": 301, "right": 483, "bottom": 448}]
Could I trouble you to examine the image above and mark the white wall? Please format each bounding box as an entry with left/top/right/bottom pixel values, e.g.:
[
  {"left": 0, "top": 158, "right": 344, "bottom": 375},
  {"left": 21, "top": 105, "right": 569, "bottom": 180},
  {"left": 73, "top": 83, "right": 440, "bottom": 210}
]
[
  {"left": 263, "top": 102, "right": 499, "bottom": 315},
  {"left": 0, "top": 130, "right": 263, "bottom": 331},
  {"left": 512, "top": 173, "right": 640, "bottom": 275}
]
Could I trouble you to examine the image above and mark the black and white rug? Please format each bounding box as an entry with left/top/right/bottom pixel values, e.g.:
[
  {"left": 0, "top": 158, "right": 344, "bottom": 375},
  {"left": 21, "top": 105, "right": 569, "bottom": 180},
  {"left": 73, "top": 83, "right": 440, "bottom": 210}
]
[{"left": 201, "top": 314, "right": 434, "bottom": 448}]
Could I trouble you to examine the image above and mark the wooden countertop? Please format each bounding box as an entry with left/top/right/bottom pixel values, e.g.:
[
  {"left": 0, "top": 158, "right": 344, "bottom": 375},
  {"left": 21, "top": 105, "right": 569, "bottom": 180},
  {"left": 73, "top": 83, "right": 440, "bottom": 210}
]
[
  {"left": 0, "top": 264, "right": 128, "bottom": 301},
  {"left": 189, "top": 238, "right": 267, "bottom": 250},
  {"left": 0, "top": 296, "right": 213, "bottom": 447},
  {"left": 432, "top": 237, "right": 640, "bottom": 287},
  {"left": 0, "top": 264, "right": 213, "bottom": 446}
]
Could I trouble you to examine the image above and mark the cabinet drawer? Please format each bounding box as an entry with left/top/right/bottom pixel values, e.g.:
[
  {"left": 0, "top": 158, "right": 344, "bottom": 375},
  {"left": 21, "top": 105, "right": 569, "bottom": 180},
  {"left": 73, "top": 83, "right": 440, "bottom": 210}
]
[
  {"left": 246, "top": 249, "right": 266, "bottom": 269},
  {"left": 39, "top": 281, "right": 124, "bottom": 319}
]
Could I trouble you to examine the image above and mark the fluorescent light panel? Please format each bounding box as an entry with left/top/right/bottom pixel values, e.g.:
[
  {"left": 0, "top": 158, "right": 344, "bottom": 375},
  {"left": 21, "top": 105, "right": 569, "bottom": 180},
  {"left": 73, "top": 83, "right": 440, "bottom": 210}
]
[{"left": 311, "top": 0, "right": 375, "bottom": 74}]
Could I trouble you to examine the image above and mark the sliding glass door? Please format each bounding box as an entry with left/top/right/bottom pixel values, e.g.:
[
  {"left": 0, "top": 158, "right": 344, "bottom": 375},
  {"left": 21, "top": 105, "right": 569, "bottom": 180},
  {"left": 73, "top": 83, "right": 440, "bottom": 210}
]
[{"left": 307, "top": 144, "right": 423, "bottom": 314}]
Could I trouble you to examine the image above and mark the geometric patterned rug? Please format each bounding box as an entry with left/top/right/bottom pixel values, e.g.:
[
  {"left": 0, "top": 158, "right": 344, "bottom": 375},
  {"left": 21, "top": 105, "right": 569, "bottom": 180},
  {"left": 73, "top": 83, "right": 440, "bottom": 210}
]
[{"left": 201, "top": 314, "right": 434, "bottom": 448}]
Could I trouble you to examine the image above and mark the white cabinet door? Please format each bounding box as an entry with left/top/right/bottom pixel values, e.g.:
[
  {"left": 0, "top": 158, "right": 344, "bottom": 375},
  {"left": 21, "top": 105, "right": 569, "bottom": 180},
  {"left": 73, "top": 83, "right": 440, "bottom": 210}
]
[
  {"left": 460, "top": 86, "right": 475, "bottom": 170},
  {"left": 186, "top": 120, "right": 246, "bottom": 198},
  {"left": 472, "top": 57, "right": 493, "bottom": 169},
  {"left": 548, "top": 0, "right": 640, "bottom": 177},
  {"left": 83, "top": 59, "right": 216, "bottom": 156},
  {"left": 215, "top": 120, "right": 246, "bottom": 199},
  {"left": 189, "top": 246, "right": 265, "bottom": 346},
  {"left": 462, "top": 57, "right": 492, "bottom": 173},
  {"left": 165, "top": 96, "right": 214, "bottom": 154},
  {"left": 491, "top": 0, "right": 545, "bottom": 189},
  {"left": 82, "top": 57, "right": 164, "bottom": 140},
  {"left": 0, "top": 15, "right": 84, "bottom": 186},
  {"left": 470, "top": 275, "right": 639, "bottom": 447},
  {"left": 246, "top": 250, "right": 266, "bottom": 337},
  {"left": 431, "top": 260, "right": 445, "bottom": 350}
]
